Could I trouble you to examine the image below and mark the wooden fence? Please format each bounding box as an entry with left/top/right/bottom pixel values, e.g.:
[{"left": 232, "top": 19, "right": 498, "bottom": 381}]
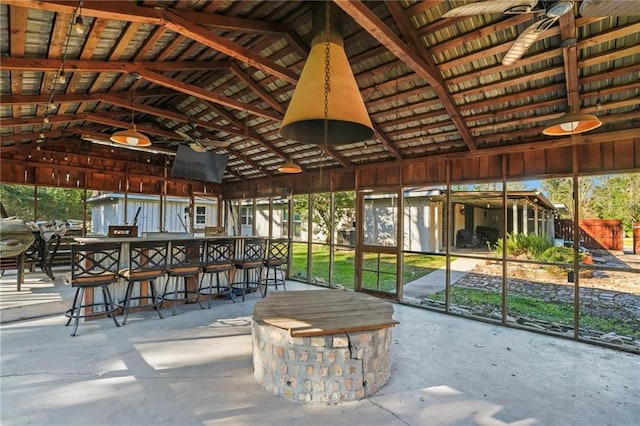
[{"left": 555, "top": 219, "right": 623, "bottom": 250}]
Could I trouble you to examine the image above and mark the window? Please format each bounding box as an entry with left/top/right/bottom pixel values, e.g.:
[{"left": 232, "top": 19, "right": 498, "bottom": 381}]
[
  {"left": 241, "top": 206, "right": 253, "bottom": 225},
  {"left": 195, "top": 206, "right": 206, "bottom": 225}
]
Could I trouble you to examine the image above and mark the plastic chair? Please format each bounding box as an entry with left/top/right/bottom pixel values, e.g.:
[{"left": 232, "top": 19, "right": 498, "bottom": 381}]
[
  {"left": 118, "top": 240, "right": 168, "bottom": 325},
  {"left": 232, "top": 238, "right": 266, "bottom": 302},
  {"left": 64, "top": 242, "right": 121, "bottom": 336},
  {"left": 163, "top": 239, "right": 204, "bottom": 315},
  {"left": 260, "top": 238, "right": 289, "bottom": 297},
  {"left": 198, "top": 238, "right": 236, "bottom": 307}
]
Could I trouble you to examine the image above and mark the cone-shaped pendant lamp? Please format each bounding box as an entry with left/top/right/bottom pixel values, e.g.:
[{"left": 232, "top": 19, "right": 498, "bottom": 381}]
[
  {"left": 280, "top": 2, "right": 373, "bottom": 145},
  {"left": 543, "top": 112, "right": 602, "bottom": 136}
]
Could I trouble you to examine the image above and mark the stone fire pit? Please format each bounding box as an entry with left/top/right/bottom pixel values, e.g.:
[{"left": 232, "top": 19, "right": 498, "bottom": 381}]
[{"left": 252, "top": 290, "right": 398, "bottom": 404}]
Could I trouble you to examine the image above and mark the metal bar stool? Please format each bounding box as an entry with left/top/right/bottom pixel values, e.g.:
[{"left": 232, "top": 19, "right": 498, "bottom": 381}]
[
  {"left": 198, "top": 238, "right": 236, "bottom": 307},
  {"left": 260, "top": 238, "right": 289, "bottom": 297},
  {"left": 232, "top": 238, "right": 266, "bottom": 302},
  {"left": 64, "top": 242, "right": 121, "bottom": 336},
  {"left": 163, "top": 239, "right": 204, "bottom": 316},
  {"left": 118, "top": 240, "right": 168, "bottom": 325}
]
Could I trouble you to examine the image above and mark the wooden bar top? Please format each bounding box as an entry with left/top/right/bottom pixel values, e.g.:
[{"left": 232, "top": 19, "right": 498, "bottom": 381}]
[{"left": 253, "top": 290, "right": 399, "bottom": 337}]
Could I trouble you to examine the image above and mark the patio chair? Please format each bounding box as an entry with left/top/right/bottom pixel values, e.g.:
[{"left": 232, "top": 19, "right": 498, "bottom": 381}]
[
  {"left": 64, "top": 242, "right": 122, "bottom": 336},
  {"left": 163, "top": 239, "right": 204, "bottom": 316},
  {"left": 198, "top": 238, "right": 236, "bottom": 307},
  {"left": 118, "top": 240, "right": 168, "bottom": 325},
  {"left": 232, "top": 238, "right": 266, "bottom": 302},
  {"left": 260, "top": 238, "right": 288, "bottom": 297}
]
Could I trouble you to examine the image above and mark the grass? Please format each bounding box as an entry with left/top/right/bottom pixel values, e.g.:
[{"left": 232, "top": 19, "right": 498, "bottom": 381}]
[
  {"left": 429, "top": 287, "right": 640, "bottom": 338},
  {"left": 290, "top": 242, "right": 447, "bottom": 291}
]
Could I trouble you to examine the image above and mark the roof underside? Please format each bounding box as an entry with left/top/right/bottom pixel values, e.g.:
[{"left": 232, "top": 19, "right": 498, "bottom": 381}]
[{"left": 1, "top": 0, "right": 639, "bottom": 184}]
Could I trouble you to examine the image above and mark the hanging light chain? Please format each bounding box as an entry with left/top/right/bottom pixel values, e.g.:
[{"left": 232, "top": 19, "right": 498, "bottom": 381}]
[{"left": 322, "top": 0, "right": 331, "bottom": 159}]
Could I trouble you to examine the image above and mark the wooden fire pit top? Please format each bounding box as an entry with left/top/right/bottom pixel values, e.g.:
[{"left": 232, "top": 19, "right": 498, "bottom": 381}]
[{"left": 253, "top": 290, "right": 399, "bottom": 337}]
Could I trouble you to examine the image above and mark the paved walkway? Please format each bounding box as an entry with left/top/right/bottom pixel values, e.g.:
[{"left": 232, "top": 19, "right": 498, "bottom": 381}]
[{"left": 402, "top": 257, "right": 481, "bottom": 303}]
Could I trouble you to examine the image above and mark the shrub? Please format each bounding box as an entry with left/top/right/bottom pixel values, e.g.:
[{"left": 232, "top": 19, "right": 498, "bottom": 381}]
[
  {"left": 539, "top": 246, "right": 574, "bottom": 263},
  {"left": 526, "top": 234, "right": 553, "bottom": 258},
  {"left": 492, "top": 233, "right": 553, "bottom": 259},
  {"left": 539, "top": 246, "right": 587, "bottom": 264}
]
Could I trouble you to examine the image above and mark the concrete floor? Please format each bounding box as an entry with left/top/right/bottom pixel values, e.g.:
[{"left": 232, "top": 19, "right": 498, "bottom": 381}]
[{"left": 1, "top": 270, "right": 639, "bottom": 425}]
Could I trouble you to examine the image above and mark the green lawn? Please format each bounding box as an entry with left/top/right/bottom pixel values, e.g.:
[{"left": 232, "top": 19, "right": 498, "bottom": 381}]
[
  {"left": 290, "top": 242, "right": 447, "bottom": 291},
  {"left": 429, "top": 287, "right": 640, "bottom": 338}
]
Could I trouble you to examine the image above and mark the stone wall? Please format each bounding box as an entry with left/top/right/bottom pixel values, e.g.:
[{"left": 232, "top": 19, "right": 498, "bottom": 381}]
[{"left": 252, "top": 319, "right": 393, "bottom": 404}]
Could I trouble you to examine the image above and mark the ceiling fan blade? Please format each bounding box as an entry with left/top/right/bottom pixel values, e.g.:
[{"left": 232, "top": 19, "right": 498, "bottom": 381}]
[
  {"left": 579, "top": 0, "right": 640, "bottom": 16},
  {"left": 198, "top": 139, "right": 232, "bottom": 148},
  {"left": 502, "top": 16, "right": 557, "bottom": 65},
  {"left": 189, "top": 142, "right": 208, "bottom": 152},
  {"left": 174, "top": 130, "right": 194, "bottom": 142},
  {"left": 442, "top": 0, "right": 538, "bottom": 17},
  {"left": 81, "top": 136, "right": 176, "bottom": 155}
]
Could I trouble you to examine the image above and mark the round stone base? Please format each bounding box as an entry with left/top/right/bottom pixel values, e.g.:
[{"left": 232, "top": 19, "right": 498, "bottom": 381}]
[{"left": 252, "top": 319, "right": 393, "bottom": 404}]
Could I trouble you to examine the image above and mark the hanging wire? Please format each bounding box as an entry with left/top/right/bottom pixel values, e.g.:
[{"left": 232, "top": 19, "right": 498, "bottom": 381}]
[
  {"left": 129, "top": 75, "right": 139, "bottom": 128},
  {"left": 43, "top": 1, "right": 82, "bottom": 124},
  {"left": 394, "top": 67, "right": 400, "bottom": 147}
]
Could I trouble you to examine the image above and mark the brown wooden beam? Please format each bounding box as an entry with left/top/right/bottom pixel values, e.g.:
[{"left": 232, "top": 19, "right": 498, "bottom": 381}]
[{"left": 338, "top": 0, "right": 477, "bottom": 152}]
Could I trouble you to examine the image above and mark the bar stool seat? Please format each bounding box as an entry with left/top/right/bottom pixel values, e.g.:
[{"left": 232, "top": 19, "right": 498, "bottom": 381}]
[
  {"left": 118, "top": 240, "right": 168, "bottom": 325},
  {"left": 198, "top": 238, "right": 235, "bottom": 307},
  {"left": 163, "top": 239, "right": 204, "bottom": 316},
  {"left": 64, "top": 241, "right": 121, "bottom": 336},
  {"left": 260, "top": 238, "right": 289, "bottom": 297},
  {"left": 232, "top": 238, "right": 266, "bottom": 302}
]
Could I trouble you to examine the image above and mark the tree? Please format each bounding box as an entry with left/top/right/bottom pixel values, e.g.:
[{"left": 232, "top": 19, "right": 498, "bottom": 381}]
[
  {"left": 542, "top": 177, "right": 595, "bottom": 217},
  {"left": 294, "top": 192, "right": 355, "bottom": 244},
  {"left": 0, "top": 184, "right": 85, "bottom": 222},
  {"left": 590, "top": 173, "right": 640, "bottom": 234}
]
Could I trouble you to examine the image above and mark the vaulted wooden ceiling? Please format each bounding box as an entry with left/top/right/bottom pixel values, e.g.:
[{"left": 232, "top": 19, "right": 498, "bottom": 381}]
[{"left": 1, "top": 1, "right": 639, "bottom": 184}]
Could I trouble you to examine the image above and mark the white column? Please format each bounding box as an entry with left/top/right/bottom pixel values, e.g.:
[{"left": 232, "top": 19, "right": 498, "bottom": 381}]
[
  {"left": 433, "top": 202, "right": 440, "bottom": 253},
  {"left": 534, "top": 207, "right": 539, "bottom": 235},
  {"left": 512, "top": 202, "right": 519, "bottom": 235},
  {"left": 522, "top": 202, "right": 528, "bottom": 235}
]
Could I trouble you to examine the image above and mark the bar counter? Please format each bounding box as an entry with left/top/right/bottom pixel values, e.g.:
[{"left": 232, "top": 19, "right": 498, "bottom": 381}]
[{"left": 73, "top": 234, "right": 268, "bottom": 317}]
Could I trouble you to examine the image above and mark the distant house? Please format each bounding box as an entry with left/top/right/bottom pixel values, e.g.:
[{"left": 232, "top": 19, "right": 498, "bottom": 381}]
[
  {"left": 365, "top": 189, "right": 558, "bottom": 253},
  {"left": 87, "top": 193, "right": 219, "bottom": 235}
]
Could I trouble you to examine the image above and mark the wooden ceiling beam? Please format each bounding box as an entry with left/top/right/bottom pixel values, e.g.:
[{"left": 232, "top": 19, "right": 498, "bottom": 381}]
[
  {"left": 560, "top": 13, "right": 580, "bottom": 113},
  {"left": 160, "top": 8, "right": 297, "bottom": 84},
  {"left": 339, "top": 0, "right": 476, "bottom": 151},
  {"left": 1, "top": 58, "right": 282, "bottom": 121},
  {"left": 4, "top": 0, "right": 298, "bottom": 84},
  {"left": 0, "top": 57, "right": 232, "bottom": 73},
  {"left": 137, "top": 67, "right": 282, "bottom": 122},
  {"left": 0, "top": 90, "right": 174, "bottom": 106},
  {"left": 169, "top": 9, "right": 287, "bottom": 35},
  {"left": 230, "top": 62, "right": 285, "bottom": 114},
  {"left": 199, "top": 101, "right": 292, "bottom": 164},
  {"left": 9, "top": 5, "right": 27, "bottom": 119}
]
